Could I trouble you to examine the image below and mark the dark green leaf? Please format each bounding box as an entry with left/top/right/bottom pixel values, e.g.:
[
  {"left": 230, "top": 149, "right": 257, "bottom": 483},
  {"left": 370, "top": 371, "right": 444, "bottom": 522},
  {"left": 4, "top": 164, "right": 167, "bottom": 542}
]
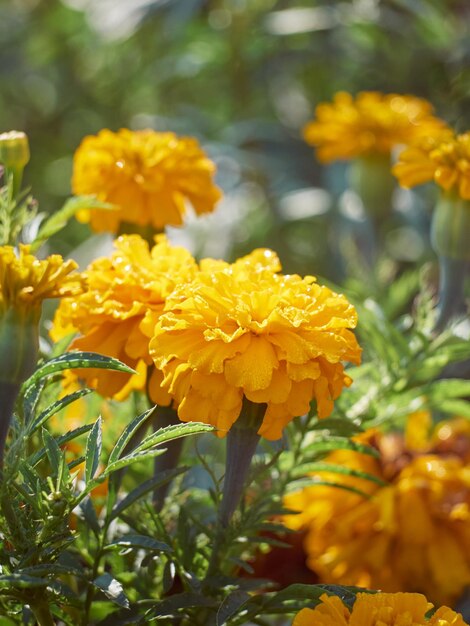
[
  {"left": 106, "top": 534, "right": 171, "bottom": 553},
  {"left": 85, "top": 417, "right": 102, "bottom": 484},
  {"left": 93, "top": 573, "right": 129, "bottom": 609},
  {"left": 216, "top": 590, "right": 250, "bottom": 625}
]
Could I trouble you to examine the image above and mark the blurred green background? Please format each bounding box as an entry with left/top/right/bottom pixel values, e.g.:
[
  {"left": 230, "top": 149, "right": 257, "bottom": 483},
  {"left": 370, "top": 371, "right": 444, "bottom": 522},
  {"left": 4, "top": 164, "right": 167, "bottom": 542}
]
[{"left": 1, "top": 0, "right": 469, "bottom": 277}]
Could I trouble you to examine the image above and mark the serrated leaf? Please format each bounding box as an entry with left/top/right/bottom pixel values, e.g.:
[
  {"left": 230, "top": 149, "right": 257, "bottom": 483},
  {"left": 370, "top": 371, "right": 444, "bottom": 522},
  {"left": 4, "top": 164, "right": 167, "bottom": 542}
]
[
  {"left": 30, "top": 388, "right": 93, "bottom": 434},
  {"left": 137, "top": 421, "right": 214, "bottom": 452},
  {"left": 93, "top": 573, "right": 129, "bottom": 608},
  {"left": 106, "top": 534, "right": 171, "bottom": 553},
  {"left": 85, "top": 417, "right": 102, "bottom": 484},
  {"left": 286, "top": 479, "right": 372, "bottom": 499},
  {"left": 109, "top": 467, "right": 187, "bottom": 521},
  {"left": 30, "top": 423, "right": 93, "bottom": 467},
  {"left": 104, "top": 448, "right": 167, "bottom": 476},
  {"left": 0, "top": 574, "right": 48, "bottom": 588},
  {"left": 302, "top": 437, "right": 379, "bottom": 458},
  {"left": 30, "top": 195, "right": 116, "bottom": 251},
  {"left": 41, "top": 428, "right": 62, "bottom": 476},
  {"left": 217, "top": 590, "right": 250, "bottom": 625},
  {"left": 108, "top": 408, "right": 153, "bottom": 466},
  {"left": 23, "top": 352, "right": 134, "bottom": 390}
]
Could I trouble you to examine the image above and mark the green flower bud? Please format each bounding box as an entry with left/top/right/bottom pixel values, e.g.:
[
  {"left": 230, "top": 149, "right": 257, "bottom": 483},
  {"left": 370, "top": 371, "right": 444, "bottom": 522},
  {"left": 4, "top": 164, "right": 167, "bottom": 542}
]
[
  {"left": 0, "top": 131, "right": 30, "bottom": 170},
  {"left": 431, "top": 193, "right": 470, "bottom": 261}
]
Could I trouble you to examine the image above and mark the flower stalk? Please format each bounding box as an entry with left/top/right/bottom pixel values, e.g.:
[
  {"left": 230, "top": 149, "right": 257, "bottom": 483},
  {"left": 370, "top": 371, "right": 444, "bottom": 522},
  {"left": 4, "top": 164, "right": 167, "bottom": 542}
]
[{"left": 152, "top": 404, "right": 183, "bottom": 510}]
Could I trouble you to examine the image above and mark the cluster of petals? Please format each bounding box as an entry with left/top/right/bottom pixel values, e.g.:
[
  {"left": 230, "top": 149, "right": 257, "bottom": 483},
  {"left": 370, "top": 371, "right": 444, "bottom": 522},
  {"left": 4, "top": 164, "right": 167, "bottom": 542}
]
[
  {"left": 393, "top": 130, "right": 470, "bottom": 199},
  {"left": 149, "top": 249, "right": 361, "bottom": 440},
  {"left": 72, "top": 128, "right": 222, "bottom": 233},
  {"left": 292, "top": 592, "right": 468, "bottom": 626},
  {"left": 51, "top": 234, "right": 197, "bottom": 401},
  {"left": 0, "top": 244, "right": 82, "bottom": 318},
  {"left": 284, "top": 413, "right": 470, "bottom": 606},
  {"left": 303, "top": 91, "right": 445, "bottom": 163}
]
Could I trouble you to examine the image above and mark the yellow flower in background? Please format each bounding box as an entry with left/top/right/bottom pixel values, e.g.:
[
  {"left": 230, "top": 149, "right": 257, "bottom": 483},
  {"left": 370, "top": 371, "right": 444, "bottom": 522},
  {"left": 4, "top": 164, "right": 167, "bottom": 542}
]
[
  {"left": 51, "top": 234, "right": 197, "bottom": 403},
  {"left": 0, "top": 245, "right": 82, "bottom": 318},
  {"left": 292, "top": 592, "right": 468, "bottom": 626},
  {"left": 0, "top": 245, "right": 82, "bottom": 385},
  {"left": 149, "top": 250, "right": 361, "bottom": 440},
  {"left": 304, "top": 91, "right": 445, "bottom": 163},
  {"left": 72, "top": 128, "right": 222, "bottom": 233},
  {"left": 393, "top": 130, "right": 470, "bottom": 199},
  {"left": 284, "top": 414, "right": 470, "bottom": 606}
]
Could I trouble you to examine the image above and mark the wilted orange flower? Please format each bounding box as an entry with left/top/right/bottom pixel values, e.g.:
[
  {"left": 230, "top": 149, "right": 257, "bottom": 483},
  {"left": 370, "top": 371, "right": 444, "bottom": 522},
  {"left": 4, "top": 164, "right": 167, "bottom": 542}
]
[
  {"left": 292, "top": 592, "right": 468, "bottom": 626},
  {"left": 284, "top": 414, "right": 470, "bottom": 606},
  {"left": 304, "top": 91, "right": 445, "bottom": 163},
  {"left": 149, "top": 250, "right": 361, "bottom": 440},
  {"left": 51, "top": 234, "right": 197, "bottom": 402},
  {"left": 0, "top": 245, "right": 82, "bottom": 320},
  {"left": 72, "top": 128, "right": 222, "bottom": 233},
  {"left": 393, "top": 130, "right": 470, "bottom": 199}
]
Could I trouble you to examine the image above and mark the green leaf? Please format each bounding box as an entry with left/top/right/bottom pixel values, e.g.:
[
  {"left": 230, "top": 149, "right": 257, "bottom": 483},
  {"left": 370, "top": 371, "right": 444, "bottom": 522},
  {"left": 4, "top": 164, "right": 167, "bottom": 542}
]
[
  {"left": 30, "top": 195, "right": 116, "bottom": 251},
  {"left": 107, "top": 408, "right": 154, "bottom": 466},
  {"left": 301, "top": 437, "right": 379, "bottom": 458},
  {"left": 136, "top": 421, "right": 214, "bottom": 451},
  {"left": 216, "top": 590, "right": 250, "bottom": 625},
  {"left": 432, "top": 398, "right": 470, "bottom": 418},
  {"left": 286, "top": 479, "right": 372, "bottom": 499},
  {"left": 103, "top": 448, "right": 167, "bottom": 476},
  {"left": 30, "top": 423, "right": 93, "bottom": 467},
  {"left": 93, "top": 573, "right": 129, "bottom": 609},
  {"left": 23, "top": 352, "right": 134, "bottom": 390},
  {"left": 0, "top": 574, "right": 48, "bottom": 589},
  {"left": 29, "top": 388, "right": 93, "bottom": 434},
  {"left": 41, "top": 428, "right": 62, "bottom": 476},
  {"left": 106, "top": 534, "right": 171, "bottom": 553},
  {"left": 109, "top": 467, "right": 187, "bottom": 521},
  {"left": 85, "top": 417, "right": 102, "bottom": 484},
  {"left": 145, "top": 593, "right": 215, "bottom": 620}
]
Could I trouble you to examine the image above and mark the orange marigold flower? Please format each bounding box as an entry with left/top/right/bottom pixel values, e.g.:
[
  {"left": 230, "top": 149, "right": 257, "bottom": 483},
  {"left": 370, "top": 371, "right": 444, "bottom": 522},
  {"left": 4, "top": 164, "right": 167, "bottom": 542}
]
[
  {"left": 292, "top": 592, "right": 467, "bottom": 626},
  {"left": 149, "top": 250, "right": 361, "bottom": 440},
  {"left": 393, "top": 130, "right": 470, "bottom": 200},
  {"left": 304, "top": 91, "right": 445, "bottom": 163},
  {"left": 72, "top": 128, "right": 222, "bottom": 233},
  {"left": 0, "top": 244, "right": 82, "bottom": 318},
  {"left": 51, "top": 234, "right": 197, "bottom": 402},
  {"left": 284, "top": 414, "right": 470, "bottom": 606}
]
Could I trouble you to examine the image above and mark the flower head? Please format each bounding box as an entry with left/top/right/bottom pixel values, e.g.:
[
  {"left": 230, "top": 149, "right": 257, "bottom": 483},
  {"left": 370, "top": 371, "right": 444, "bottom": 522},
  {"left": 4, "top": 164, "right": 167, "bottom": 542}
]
[
  {"left": 51, "top": 234, "right": 197, "bottom": 402},
  {"left": 292, "top": 592, "right": 467, "bottom": 626},
  {"left": 0, "top": 245, "right": 82, "bottom": 319},
  {"left": 304, "top": 91, "right": 445, "bottom": 163},
  {"left": 284, "top": 414, "right": 470, "bottom": 606},
  {"left": 393, "top": 130, "right": 470, "bottom": 199},
  {"left": 149, "top": 250, "right": 361, "bottom": 439},
  {"left": 72, "top": 128, "right": 222, "bottom": 233}
]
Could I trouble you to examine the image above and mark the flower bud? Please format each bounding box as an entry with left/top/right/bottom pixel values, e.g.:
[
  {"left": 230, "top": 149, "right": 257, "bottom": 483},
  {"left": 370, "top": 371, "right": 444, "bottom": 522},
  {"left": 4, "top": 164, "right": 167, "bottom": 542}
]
[{"left": 0, "top": 131, "right": 30, "bottom": 171}]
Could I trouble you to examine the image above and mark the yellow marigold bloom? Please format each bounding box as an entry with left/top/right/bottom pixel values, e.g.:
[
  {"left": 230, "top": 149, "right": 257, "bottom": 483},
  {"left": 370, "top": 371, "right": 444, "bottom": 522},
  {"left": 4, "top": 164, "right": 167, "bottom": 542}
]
[
  {"left": 0, "top": 244, "right": 82, "bottom": 319},
  {"left": 51, "top": 234, "right": 197, "bottom": 402},
  {"left": 284, "top": 415, "right": 470, "bottom": 606},
  {"left": 292, "top": 592, "right": 468, "bottom": 626},
  {"left": 72, "top": 128, "right": 222, "bottom": 233},
  {"left": 149, "top": 250, "right": 361, "bottom": 440},
  {"left": 304, "top": 91, "right": 445, "bottom": 163},
  {"left": 393, "top": 130, "right": 470, "bottom": 199}
]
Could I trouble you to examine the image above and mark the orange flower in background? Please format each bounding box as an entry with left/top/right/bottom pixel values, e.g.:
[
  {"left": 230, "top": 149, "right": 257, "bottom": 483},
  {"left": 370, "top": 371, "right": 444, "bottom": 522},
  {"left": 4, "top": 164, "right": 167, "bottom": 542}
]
[
  {"left": 72, "top": 128, "right": 222, "bottom": 233},
  {"left": 284, "top": 414, "right": 470, "bottom": 606},
  {"left": 149, "top": 249, "right": 361, "bottom": 440},
  {"left": 304, "top": 91, "right": 445, "bottom": 163},
  {"left": 51, "top": 234, "right": 197, "bottom": 403},
  {"left": 393, "top": 130, "right": 470, "bottom": 199},
  {"left": 292, "top": 592, "right": 468, "bottom": 626}
]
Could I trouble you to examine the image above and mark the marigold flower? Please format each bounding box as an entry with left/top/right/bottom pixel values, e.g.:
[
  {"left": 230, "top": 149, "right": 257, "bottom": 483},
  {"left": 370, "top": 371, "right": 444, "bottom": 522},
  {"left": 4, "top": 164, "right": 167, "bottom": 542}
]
[
  {"left": 292, "top": 592, "right": 468, "bottom": 626},
  {"left": 51, "top": 234, "right": 197, "bottom": 402},
  {"left": 72, "top": 128, "right": 222, "bottom": 233},
  {"left": 284, "top": 414, "right": 470, "bottom": 606},
  {"left": 304, "top": 91, "right": 445, "bottom": 163},
  {"left": 149, "top": 250, "right": 361, "bottom": 440},
  {"left": 0, "top": 244, "right": 82, "bottom": 319},
  {"left": 393, "top": 130, "right": 470, "bottom": 200}
]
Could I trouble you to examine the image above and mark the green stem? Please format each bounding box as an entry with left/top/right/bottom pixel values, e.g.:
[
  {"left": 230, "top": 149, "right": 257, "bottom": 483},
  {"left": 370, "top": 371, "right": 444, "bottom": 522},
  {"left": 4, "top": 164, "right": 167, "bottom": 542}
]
[
  {"left": 435, "top": 256, "right": 468, "bottom": 332},
  {"left": 152, "top": 405, "right": 183, "bottom": 510},
  {"left": 30, "top": 599, "right": 55, "bottom": 626}
]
